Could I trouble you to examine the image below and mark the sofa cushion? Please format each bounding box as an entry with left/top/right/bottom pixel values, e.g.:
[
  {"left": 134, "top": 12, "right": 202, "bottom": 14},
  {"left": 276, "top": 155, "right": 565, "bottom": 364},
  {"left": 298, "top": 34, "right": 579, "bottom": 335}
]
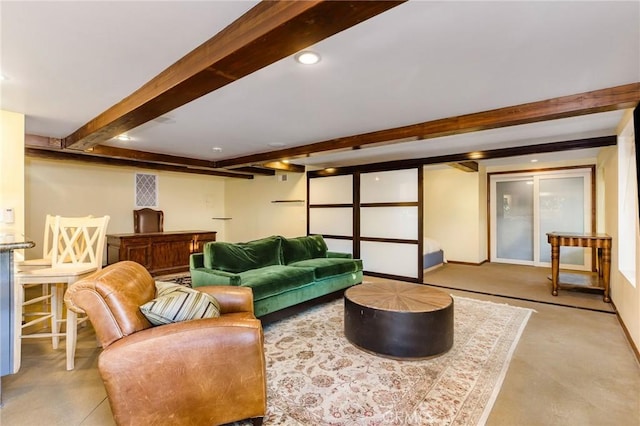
[
  {"left": 288, "top": 258, "right": 363, "bottom": 280},
  {"left": 239, "top": 265, "right": 315, "bottom": 301},
  {"left": 282, "top": 235, "right": 328, "bottom": 264},
  {"left": 204, "top": 236, "right": 282, "bottom": 273},
  {"left": 140, "top": 282, "right": 221, "bottom": 326}
]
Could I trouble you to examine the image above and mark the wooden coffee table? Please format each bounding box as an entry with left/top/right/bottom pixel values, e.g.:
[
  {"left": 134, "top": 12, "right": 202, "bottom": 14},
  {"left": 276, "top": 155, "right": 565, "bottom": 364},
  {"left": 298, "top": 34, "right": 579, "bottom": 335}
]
[{"left": 344, "top": 281, "right": 454, "bottom": 359}]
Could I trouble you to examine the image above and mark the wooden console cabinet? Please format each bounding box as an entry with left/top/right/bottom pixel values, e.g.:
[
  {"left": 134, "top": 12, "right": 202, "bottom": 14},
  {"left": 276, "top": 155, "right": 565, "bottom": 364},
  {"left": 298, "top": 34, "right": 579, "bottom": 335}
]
[{"left": 107, "top": 231, "right": 216, "bottom": 276}]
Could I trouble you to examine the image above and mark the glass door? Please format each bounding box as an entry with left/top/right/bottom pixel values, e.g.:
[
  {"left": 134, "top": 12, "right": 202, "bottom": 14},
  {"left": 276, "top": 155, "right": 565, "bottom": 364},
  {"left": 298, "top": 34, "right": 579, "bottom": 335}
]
[
  {"left": 490, "top": 169, "right": 592, "bottom": 270},
  {"left": 494, "top": 178, "right": 534, "bottom": 264},
  {"left": 538, "top": 175, "right": 588, "bottom": 266}
]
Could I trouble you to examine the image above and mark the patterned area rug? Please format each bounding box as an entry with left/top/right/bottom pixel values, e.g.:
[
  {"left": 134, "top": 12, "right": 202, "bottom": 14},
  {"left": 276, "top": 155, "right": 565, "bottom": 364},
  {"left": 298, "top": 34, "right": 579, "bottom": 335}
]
[
  {"left": 234, "top": 295, "right": 532, "bottom": 426},
  {"left": 155, "top": 272, "right": 192, "bottom": 287}
]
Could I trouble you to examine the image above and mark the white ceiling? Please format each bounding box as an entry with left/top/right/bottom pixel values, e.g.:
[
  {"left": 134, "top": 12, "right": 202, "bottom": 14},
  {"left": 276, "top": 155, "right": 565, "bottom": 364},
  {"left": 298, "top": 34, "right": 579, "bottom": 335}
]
[{"left": 1, "top": 1, "right": 638, "bottom": 169}]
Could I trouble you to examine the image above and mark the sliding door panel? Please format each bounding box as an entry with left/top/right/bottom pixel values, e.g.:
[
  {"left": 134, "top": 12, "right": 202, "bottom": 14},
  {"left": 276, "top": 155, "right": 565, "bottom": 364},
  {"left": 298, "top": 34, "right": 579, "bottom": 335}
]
[
  {"left": 539, "top": 175, "right": 587, "bottom": 266},
  {"left": 308, "top": 173, "right": 354, "bottom": 254},
  {"left": 360, "top": 168, "right": 420, "bottom": 280},
  {"left": 495, "top": 180, "right": 534, "bottom": 262}
]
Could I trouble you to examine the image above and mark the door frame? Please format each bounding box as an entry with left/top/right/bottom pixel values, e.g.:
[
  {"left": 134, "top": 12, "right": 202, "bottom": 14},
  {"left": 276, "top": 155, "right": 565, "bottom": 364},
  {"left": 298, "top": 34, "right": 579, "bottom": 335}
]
[{"left": 488, "top": 166, "right": 596, "bottom": 270}]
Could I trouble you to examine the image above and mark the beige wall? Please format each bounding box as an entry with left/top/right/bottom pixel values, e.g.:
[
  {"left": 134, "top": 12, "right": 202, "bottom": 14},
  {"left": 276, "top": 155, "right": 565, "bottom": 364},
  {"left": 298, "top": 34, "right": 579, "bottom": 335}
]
[
  {"left": 602, "top": 113, "right": 640, "bottom": 352},
  {"left": 24, "top": 158, "right": 226, "bottom": 260},
  {"left": 225, "top": 172, "right": 306, "bottom": 242},
  {"left": 0, "top": 110, "right": 25, "bottom": 256},
  {"left": 424, "top": 166, "right": 487, "bottom": 263}
]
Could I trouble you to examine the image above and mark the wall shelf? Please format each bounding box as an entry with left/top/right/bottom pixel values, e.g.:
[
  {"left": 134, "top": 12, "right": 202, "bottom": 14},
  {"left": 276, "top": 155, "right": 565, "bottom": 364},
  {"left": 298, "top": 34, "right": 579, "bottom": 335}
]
[
  {"left": 211, "top": 217, "right": 233, "bottom": 220},
  {"left": 271, "top": 200, "right": 305, "bottom": 203}
]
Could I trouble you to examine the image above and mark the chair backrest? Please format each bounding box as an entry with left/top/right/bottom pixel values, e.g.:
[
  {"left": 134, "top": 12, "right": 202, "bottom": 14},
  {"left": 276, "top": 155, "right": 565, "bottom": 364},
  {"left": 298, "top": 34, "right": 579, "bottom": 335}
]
[
  {"left": 64, "top": 261, "right": 156, "bottom": 347},
  {"left": 133, "top": 208, "right": 164, "bottom": 233},
  {"left": 42, "top": 214, "right": 94, "bottom": 261},
  {"left": 51, "top": 215, "right": 110, "bottom": 268},
  {"left": 41, "top": 214, "right": 55, "bottom": 260}
]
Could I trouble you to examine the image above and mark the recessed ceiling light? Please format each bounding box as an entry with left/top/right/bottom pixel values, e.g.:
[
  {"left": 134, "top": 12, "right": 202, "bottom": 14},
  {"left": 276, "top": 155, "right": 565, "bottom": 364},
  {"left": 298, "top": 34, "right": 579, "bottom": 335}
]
[
  {"left": 294, "top": 51, "right": 321, "bottom": 65},
  {"left": 212, "top": 147, "right": 223, "bottom": 153},
  {"left": 116, "top": 134, "right": 131, "bottom": 141},
  {"left": 268, "top": 142, "right": 286, "bottom": 148},
  {"left": 531, "top": 159, "right": 538, "bottom": 163}
]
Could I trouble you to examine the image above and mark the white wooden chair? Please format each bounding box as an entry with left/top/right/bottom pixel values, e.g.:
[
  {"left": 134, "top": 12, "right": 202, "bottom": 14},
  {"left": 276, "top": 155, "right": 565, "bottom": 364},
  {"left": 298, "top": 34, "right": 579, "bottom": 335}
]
[
  {"left": 14, "top": 215, "right": 110, "bottom": 371},
  {"left": 17, "top": 214, "right": 56, "bottom": 267},
  {"left": 17, "top": 214, "right": 94, "bottom": 267}
]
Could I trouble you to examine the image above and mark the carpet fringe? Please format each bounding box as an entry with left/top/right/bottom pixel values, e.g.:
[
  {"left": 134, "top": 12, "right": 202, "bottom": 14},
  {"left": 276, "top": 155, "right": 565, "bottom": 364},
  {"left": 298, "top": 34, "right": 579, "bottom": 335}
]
[
  {"left": 453, "top": 294, "right": 538, "bottom": 314},
  {"left": 475, "top": 305, "right": 533, "bottom": 425}
]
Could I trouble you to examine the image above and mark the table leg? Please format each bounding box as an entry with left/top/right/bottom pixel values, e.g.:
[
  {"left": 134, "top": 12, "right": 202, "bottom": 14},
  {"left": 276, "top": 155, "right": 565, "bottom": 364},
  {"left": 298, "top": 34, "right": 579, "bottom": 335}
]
[
  {"left": 551, "top": 243, "right": 560, "bottom": 296},
  {"left": 602, "top": 245, "right": 611, "bottom": 303}
]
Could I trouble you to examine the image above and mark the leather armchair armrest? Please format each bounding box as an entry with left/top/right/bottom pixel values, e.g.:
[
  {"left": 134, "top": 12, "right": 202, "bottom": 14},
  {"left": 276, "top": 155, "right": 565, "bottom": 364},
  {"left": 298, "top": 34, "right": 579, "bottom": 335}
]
[
  {"left": 99, "top": 318, "right": 266, "bottom": 425},
  {"left": 197, "top": 285, "right": 254, "bottom": 315}
]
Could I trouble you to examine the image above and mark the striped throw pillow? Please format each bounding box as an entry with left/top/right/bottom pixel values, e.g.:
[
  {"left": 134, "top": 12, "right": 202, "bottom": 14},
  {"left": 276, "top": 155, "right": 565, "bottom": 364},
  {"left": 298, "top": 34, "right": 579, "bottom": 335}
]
[{"left": 140, "top": 282, "right": 221, "bottom": 326}]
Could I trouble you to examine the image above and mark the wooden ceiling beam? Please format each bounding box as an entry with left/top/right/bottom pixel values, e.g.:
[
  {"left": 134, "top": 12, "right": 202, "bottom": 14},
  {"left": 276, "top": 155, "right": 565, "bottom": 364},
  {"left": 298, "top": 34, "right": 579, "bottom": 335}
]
[
  {"left": 24, "top": 148, "right": 253, "bottom": 179},
  {"left": 62, "top": 0, "right": 405, "bottom": 151},
  {"left": 216, "top": 83, "right": 640, "bottom": 168},
  {"left": 261, "top": 161, "right": 306, "bottom": 173},
  {"left": 25, "top": 134, "right": 63, "bottom": 149},
  {"left": 449, "top": 161, "right": 478, "bottom": 172},
  {"left": 26, "top": 135, "right": 220, "bottom": 169},
  {"left": 227, "top": 166, "right": 276, "bottom": 176},
  {"left": 87, "top": 145, "right": 217, "bottom": 169}
]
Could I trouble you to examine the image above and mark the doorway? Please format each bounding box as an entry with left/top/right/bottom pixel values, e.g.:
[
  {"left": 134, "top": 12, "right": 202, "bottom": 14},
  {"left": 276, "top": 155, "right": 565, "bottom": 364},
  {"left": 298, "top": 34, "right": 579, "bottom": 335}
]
[{"left": 489, "top": 168, "right": 593, "bottom": 271}]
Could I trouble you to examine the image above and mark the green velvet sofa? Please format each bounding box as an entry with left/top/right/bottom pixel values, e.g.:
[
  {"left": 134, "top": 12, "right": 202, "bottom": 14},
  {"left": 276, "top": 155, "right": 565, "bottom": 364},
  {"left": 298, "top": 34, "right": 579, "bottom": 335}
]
[{"left": 189, "top": 235, "right": 363, "bottom": 317}]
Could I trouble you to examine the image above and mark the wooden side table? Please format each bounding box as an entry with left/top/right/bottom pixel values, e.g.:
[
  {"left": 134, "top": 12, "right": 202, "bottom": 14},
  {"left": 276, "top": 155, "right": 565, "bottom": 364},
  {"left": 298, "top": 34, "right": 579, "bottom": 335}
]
[
  {"left": 344, "top": 282, "right": 453, "bottom": 359},
  {"left": 546, "top": 232, "right": 612, "bottom": 303}
]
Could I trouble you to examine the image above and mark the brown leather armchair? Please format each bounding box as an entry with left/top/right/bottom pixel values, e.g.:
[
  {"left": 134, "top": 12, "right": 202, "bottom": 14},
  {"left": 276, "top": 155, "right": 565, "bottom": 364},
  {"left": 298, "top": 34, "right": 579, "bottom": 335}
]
[
  {"left": 133, "top": 208, "right": 164, "bottom": 233},
  {"left": 64, "top": 261, "right": 266, "bottom": 426}
]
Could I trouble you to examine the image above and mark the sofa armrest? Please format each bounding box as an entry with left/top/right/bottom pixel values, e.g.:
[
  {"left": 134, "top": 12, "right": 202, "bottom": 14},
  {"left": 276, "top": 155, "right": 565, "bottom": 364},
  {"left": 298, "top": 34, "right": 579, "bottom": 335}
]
[
  {"left": 197, "top": 285, "right": 254, "bottom": 314},
  {"left": 327, "top": 251, "right": 353, "bottom": 259},
  {"left": 99, "top": 318, "right": 266, "bottom": 425},
  {"left": 189, "top": 252, "right": 205, "bottom": 269},
  {"left": 190, "top": 267, "right": 241, "bottom": 286}
]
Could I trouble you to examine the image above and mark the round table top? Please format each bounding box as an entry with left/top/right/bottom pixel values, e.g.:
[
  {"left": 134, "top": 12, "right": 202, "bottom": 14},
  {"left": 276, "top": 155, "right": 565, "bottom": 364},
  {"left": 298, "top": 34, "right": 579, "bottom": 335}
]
[{"left": 345, "top": 281, "right": 452, "bottom": 313}]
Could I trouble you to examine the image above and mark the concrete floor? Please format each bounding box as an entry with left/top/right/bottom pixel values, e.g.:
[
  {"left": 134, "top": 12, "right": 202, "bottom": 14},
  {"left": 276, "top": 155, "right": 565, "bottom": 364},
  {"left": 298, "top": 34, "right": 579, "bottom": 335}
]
[{"left": 1, "top": 264, "right": 639, "bottom": 425}]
